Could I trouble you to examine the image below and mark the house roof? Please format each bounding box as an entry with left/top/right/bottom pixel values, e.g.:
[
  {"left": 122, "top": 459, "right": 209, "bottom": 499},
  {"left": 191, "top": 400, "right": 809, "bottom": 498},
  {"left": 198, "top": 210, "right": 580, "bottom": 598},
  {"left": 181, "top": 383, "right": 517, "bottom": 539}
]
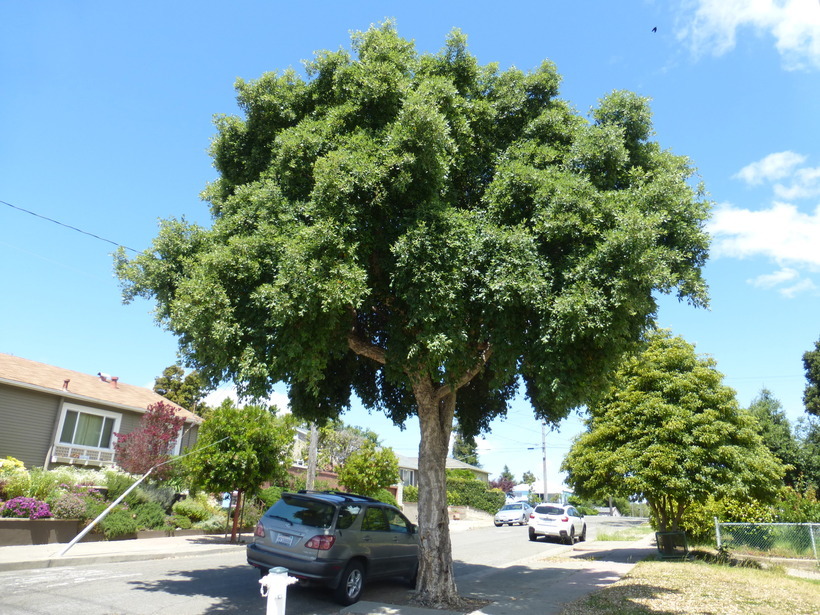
[
  {"left": 396, "top": 454, "right": 489, "bottom": 476},
  {"left": 0, "top": 353, "right": 202, "bottom": 424}
]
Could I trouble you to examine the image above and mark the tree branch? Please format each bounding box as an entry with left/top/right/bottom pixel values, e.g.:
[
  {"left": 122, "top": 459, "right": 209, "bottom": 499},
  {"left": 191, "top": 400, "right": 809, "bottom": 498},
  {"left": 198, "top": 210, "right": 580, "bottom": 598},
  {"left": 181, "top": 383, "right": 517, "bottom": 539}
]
[
  {"left": 346, "top": 311, "right": 388, "bottom": 365},
  {"left": 434, "top": 343, "right": 493, "bottom": 403}
]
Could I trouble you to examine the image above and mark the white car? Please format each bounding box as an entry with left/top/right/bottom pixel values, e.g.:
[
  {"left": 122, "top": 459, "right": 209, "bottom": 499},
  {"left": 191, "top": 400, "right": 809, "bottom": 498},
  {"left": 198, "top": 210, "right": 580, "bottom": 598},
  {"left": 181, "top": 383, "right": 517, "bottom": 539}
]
[
  {"left": 494, "top": 502, "right": 533, "bottom": 526},
  {"left": 527, "top": 503, "right": 586, "bottom": 544}
]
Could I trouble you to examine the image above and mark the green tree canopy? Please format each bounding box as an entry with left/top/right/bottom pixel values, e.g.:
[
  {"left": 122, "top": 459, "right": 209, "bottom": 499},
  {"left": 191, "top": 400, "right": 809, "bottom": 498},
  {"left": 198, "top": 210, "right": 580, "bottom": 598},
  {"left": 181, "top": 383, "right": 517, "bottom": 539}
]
[
  {"left": 522, "top": 471, "right": 536, "bottom": 485},
  {"left": 803, "top": 337, "right": 820, "bottom": 416},
  {"left": 153, "top": 364, "right": 209, "bottom": 414},
  {"left": 796, "top": 415, "right": 820, "bottom": 491},
  {"left": 337, "top": 441, "right": 399, "bottom": 497},
  {"left": 317, "top": 420, "right": 379, "bottom": 470},
  {"left": 116, "top": 23, "right": 709, "bottom": 606},
  {"left": 184, "top": 400, "right": 295, "bottom": 540},
  {"left": 562, "top": 331, "right": 784, "bottom": 531},
  {"left": 747, "top": 389, "right": 801, "bottom": 486},
  {"left": 452, "top": 421, "right": 480, "bottom": 467}
]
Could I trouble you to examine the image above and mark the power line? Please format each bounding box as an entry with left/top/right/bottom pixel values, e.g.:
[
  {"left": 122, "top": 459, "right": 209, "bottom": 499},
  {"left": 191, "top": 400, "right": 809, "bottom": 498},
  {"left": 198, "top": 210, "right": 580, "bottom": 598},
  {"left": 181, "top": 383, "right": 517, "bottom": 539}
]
[{"left": 1, "top": 198, "right": 138, "bottom": 253}]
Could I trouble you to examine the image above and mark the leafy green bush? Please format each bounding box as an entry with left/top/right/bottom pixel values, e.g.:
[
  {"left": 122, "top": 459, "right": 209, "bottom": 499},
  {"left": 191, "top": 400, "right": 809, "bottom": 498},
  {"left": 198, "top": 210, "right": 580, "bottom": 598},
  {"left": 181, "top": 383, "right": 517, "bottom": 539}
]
[
  {"left": 165, "top": 514, "right": 193, "bottom": 530},
  {"left": 97, "top": 506, "right": 139, "bottom": 539},
  {"left": 403, "top": 485, "right": 418, "bottom": 502},
  {"left": 445, "top": 477, "right": 505, "bottom": 515},
  {"left": 140, "top": 484, "right": 177, "bottom": 511},
  {"left": 134, "top": 501, "right": 168, "bottom": 530},
  {"left": 374, "top": 488, "right": 398, "bottom": 507},
  {"left": 172, "top": 497, "right": 211, "bottom": 522},
  {"left": 194, "top": 513, "right": 229, "bottom": 532},
  {"left": 259, "top": 486, "right": 283, "bottom": 508},
  {"left": 50, "top": 491, "right": 87, "bottom": 519}
]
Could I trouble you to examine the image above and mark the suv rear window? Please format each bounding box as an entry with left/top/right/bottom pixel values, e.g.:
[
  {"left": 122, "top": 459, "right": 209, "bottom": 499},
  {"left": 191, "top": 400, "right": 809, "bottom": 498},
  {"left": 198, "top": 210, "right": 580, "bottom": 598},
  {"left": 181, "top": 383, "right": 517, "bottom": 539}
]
[
  {"left": 534, "top": 505, "right": 565, "bottom": 515},
  {"left": 266, "top": 494, "right": 335, "bottom": 528}
]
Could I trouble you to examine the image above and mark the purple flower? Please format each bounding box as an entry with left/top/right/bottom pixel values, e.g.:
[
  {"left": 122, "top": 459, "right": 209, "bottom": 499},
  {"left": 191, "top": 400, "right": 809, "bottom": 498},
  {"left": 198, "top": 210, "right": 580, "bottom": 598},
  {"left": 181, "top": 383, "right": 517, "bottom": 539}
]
[{"left": 1, "top": 496, "right": 52, "bottom": 520}]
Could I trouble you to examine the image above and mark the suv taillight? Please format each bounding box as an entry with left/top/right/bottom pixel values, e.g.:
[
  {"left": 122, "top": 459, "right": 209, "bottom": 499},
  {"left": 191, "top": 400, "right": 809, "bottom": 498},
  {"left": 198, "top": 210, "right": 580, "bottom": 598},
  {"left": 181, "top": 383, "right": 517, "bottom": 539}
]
[
  {"left": 561, "top": 515, "right": 569, "bottom": 522},
  {"left": 305, "top": 535, "right": 336, "bottom": 550},
  {"left": 254, "top": 522, "right": 265, "bottom": 538}
]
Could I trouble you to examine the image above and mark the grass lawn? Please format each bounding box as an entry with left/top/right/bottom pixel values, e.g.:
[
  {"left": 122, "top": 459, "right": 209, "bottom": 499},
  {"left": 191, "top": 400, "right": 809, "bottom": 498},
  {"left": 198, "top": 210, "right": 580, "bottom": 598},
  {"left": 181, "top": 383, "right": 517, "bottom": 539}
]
[
  {"left": 560, "top": 558, "right": 820, "bottom": 615},
  {"left": 594, "top": 524, "right": 655, "bottom": 542}
]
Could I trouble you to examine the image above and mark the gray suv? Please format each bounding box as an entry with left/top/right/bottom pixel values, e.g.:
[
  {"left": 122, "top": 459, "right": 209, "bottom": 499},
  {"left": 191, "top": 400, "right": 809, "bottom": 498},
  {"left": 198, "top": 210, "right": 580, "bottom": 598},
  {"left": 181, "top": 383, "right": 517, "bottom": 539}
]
[{"left": 246, "top": 490, "right": 419, "bottom": 605}]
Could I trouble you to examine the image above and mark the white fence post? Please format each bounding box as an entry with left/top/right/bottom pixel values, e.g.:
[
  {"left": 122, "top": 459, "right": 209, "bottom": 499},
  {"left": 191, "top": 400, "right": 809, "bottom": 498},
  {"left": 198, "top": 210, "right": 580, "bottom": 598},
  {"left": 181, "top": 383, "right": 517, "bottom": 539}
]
[{"left": 714, "top": 517, "right": 721, "bottom": 550}]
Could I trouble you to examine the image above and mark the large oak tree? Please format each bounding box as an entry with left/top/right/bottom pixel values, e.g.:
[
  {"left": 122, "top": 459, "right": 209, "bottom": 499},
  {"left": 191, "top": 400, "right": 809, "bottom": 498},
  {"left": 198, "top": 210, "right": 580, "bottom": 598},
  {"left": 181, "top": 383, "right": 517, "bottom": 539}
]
[{"left": 116, "top": 23, "right": 709, "bottom": 607}]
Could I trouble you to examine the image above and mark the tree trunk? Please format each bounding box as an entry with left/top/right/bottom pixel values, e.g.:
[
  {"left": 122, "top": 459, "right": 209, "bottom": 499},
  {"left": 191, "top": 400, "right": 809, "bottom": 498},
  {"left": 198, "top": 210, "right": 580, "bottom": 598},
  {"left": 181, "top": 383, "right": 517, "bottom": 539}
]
[
  {"left": 412, "top": 376, "right": 461, "bottom": 609},
  {"left": 230, "top": 490, "right": 242, "bottom": 544}
]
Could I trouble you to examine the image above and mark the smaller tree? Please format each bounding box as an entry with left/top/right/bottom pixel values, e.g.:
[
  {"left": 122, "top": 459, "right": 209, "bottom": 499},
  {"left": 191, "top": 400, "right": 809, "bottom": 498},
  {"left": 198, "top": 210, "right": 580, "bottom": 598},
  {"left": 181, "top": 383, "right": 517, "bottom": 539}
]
[
  {"left": 114, "top": 401, "right": 185, "bottom": 479},
  {"left": 522, "top": 471, "right": 536, "bottom": 485},
  {"left": 489, "top": 465, "right": 516, "bottom": 494},
  {"left": 318, "top": 421, "right": 380, "bottom": 470},
  {"left": 184, "top": 400, "right": 295, "bottom": 541},
  {"left": 796, "top": 415, "right": 820, "bottom": 491},
  {"left": 562, "top": 331, "right": 785, "bottom": 532},
  {"left": 803, "top": 338, "right": 820, "bottom": 416},
  {"left": 153, "top": 364, "right": 209, "bottom": 414},
  {"left": 452, "top": 422, "right": 480, "bottom": 467},
  {"left": 337, "top": 441, "right": 399, "bottom": 498},
  {"left": 747, "top": 389, "right": 801, "bottom": 486}
]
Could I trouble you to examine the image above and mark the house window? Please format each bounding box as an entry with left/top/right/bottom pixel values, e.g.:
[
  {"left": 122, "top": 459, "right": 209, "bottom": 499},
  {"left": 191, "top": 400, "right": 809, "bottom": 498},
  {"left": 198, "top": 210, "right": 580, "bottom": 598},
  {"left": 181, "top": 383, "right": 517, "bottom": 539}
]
[
  {"left": 400, "top": 468, "right": 416, "bottom": 487},
  {"left": 57, "top": 405, "right": 119, "bottom": 450}
]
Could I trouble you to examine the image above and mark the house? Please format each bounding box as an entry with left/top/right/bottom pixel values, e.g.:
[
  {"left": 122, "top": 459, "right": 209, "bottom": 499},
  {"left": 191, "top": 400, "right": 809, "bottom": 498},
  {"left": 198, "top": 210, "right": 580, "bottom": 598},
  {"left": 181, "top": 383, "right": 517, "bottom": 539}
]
[
  {"left": 396, "top": 454, "right": 490, "bottom": 487},
  {"left": 0, "top": 353, "right": 202, "bottom": 471}
]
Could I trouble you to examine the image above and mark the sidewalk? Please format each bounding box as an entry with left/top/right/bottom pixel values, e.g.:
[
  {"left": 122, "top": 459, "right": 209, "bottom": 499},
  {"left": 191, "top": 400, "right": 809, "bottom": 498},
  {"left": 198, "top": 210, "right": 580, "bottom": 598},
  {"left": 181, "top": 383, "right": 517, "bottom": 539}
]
[{"left": 0, "top": 529, "right": 658, "bottom": 615}]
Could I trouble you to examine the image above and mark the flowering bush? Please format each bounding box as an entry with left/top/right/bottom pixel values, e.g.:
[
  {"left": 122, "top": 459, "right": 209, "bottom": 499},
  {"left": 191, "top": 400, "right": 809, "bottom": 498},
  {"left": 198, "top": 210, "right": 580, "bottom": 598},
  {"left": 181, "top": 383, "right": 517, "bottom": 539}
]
[
  {"left": 50, "top": 491, "right": 87, "bottom": 519},
  {"left": 1, "top": 496, "right": 51, "bottom": 519}
]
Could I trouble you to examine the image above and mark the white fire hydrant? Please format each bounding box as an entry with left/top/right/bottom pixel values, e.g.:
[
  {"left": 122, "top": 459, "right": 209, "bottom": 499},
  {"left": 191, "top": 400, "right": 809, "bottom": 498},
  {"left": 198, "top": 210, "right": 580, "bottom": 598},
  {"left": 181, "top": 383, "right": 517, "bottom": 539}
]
[{"left": 259, "top": 567, "right": 298, "bottom": 615}]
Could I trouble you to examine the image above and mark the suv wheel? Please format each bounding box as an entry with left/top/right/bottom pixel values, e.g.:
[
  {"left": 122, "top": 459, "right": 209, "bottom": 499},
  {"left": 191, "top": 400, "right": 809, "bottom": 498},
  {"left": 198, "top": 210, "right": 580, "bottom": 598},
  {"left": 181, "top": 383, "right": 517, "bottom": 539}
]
[
  {"left": 335, "top": 560, "right": 365, "bottom": 605},
  {"left": 528, "top": 528, "right": 537, "bottom": 541}
]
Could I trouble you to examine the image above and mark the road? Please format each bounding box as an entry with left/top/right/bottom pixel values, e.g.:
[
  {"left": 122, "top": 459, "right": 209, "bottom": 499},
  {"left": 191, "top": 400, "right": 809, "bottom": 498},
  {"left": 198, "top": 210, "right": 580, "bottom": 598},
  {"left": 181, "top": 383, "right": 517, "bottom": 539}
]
[{"left": 0, "top": 517, "right": 648, "bottom": 615}]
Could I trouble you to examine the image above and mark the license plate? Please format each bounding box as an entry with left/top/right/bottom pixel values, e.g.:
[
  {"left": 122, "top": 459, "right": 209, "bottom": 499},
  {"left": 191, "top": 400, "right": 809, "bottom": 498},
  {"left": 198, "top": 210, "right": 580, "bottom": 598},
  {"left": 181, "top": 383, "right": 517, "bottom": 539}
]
[{"left": 275, "top": 534, "right": 294, "bottom": 546}]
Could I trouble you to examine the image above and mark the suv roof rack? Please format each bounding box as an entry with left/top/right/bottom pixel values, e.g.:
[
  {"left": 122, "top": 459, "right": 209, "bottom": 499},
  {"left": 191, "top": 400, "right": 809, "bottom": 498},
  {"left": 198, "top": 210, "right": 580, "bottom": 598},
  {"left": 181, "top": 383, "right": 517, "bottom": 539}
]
[{"left": 295, "top": 489, "right": 382, "bottom": 503}]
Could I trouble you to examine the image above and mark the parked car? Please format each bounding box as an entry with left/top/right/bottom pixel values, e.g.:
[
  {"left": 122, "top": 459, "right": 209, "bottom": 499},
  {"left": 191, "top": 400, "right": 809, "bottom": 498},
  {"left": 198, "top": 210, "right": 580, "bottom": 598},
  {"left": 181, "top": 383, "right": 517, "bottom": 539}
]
[
  {"left": 247, "top": 490, "right": 419, "bottom": 605},
  {"left": 527, "top": 503, "right": 586, "bottom": 544},
  {"left": 494, "top": 502, "right": 533, "bottom": 526}
]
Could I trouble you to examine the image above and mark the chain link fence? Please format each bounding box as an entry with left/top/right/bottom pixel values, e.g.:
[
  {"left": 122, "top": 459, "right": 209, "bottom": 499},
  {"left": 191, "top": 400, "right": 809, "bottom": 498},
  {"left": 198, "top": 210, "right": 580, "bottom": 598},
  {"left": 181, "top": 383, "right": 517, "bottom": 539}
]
[{"left": 715, "top": 519, "right": 820, "bottom": 563}]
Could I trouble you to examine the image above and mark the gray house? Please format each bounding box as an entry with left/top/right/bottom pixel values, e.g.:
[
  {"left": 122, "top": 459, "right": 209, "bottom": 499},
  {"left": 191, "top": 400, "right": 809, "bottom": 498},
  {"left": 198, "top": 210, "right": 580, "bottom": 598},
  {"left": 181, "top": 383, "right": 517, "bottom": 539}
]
[
  {"left": 396, "top": 454, "right": 490, "bottom": 487},
  {"left": 0, "top": 353, "right": 202, "bottom": 470}
]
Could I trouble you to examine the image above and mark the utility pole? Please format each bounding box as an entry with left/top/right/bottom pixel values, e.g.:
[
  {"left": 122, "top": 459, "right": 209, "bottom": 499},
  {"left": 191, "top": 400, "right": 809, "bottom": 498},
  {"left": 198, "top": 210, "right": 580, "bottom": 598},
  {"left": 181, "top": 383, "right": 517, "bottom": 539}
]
[
  {"left": 541, "top": 422, "right": 547, "bottom": 503},
  {"left": 306, "top": 423, "right": 318, "bottom": 490}
]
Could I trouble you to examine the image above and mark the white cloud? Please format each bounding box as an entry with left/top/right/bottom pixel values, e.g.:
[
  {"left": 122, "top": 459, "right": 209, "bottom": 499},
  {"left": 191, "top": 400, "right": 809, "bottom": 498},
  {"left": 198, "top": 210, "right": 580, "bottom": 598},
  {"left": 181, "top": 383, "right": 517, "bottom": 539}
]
[
  {"left": 749, "top": 266, "right": 799, "bottom": 287},
  {"left": 709, "top": 202, "right": 820, "bottom": 266},
  {"left": 780, "top": 277, "right": 818, "bottom": 297},
  {"left": 774, "top": 166, "right": 820, "bottom": 200},
  {"left": 734, "top": 151, "right": 806, "bottom": 185},
  {"left": 679, "top": 0, "right": 820, "bottom": 70},
  {"left": 202, "top": 385, "right": 290, "bottom": 413},
  {"left": 709, "top": 201, "right": 820, "bottom": 295}
]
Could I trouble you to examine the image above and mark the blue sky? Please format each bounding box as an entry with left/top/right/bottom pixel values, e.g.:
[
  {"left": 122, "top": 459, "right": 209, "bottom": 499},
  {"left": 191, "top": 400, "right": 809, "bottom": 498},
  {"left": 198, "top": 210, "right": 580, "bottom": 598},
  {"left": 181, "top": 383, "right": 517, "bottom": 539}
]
[{"left": 2, "top": 1, "right": 819, "bottom": 490}]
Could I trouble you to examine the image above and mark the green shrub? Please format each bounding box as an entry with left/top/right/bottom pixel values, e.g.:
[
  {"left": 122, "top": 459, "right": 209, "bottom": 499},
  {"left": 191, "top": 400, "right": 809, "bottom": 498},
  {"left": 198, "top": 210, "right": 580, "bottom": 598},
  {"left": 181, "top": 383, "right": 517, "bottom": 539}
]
[
  {"left": 51, "top": 491, "right": 87, "bottom": 519},
  {"left": 259, "top": 486, "right": 283, "bottom": 508},
  {"left": 134, "top": 501, "right": 168, "bottom": 530},
  {"left": 165, "top": 514, "right": 193, "bottom": 530},
  {"left": 445, "top": 477, "right": 505, "bottom": 515},
  {"left": 0, "top": 467, "right": 30, "bottom": 499},
  {"left": 97, "top": 506, "right": 138, "bottom": 539},
  {"left": 237, "top": 497, "right": 266, "bottom": 530},
  {"left": 403, "top": 485, "right": 418, "bottom": 502},
  {"left": 194, "top": 513, "right": 229, "bottom": 532},
  {"left": 374, "top": 488, "right": 398, "bottom": 507},
  {"left": 140, "top": 484, "right": 177, "bottom": 511},
  {"left": 172, "top": 497, "right": 210, "bottom": 522}
]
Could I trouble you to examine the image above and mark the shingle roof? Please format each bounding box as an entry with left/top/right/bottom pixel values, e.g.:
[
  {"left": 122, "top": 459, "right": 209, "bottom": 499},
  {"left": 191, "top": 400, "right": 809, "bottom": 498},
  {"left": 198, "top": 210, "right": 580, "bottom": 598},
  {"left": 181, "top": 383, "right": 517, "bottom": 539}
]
[
  {"left": 0, "top": 353, "right": 202, "bottom": 424},
  {"left": 396, "top": 454, "right": 489, "bottom": 475}
]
